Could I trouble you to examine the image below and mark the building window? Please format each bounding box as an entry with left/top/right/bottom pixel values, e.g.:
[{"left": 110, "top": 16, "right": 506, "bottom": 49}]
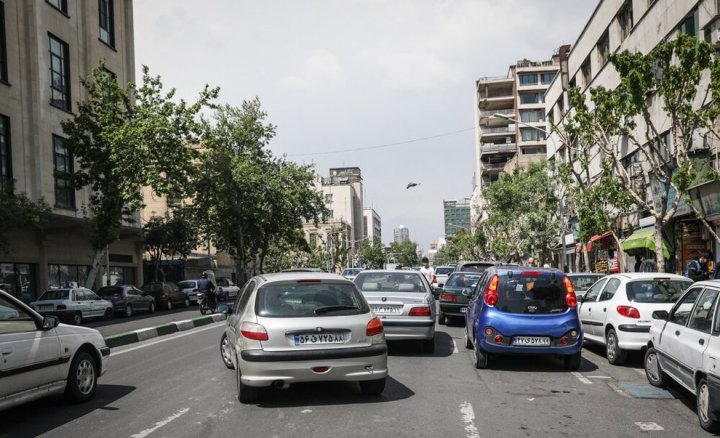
[
  {"left": 99, "top": 0, "right": 115, "bottom": 47},
  {"left": 49, "top": 34, "right": 71, "bottom": 111},
  {"left": 0, "top": 262, "right": 37, "bottom": 303},
  {"left": 540, "top": 72, "right": 556, "bottom": 85},
  {"left": 519, "top": 74, "right": 538, "bottom": 85},
  {"left": 597, "top": 31, "right": 609, "bottom": 66},
  {"left": 680, "top": 10, "right": 698, "bottom": 38},
  {"left": 519, "top": 92, "right": 543, "bottom": 104},
  {"left": 48, "top": 264, "right": 89, "bottom": 289},
  {"left": 618, "top": 1, "right": 634, "bottom": 42},
  {"left": 53, "top": 135, "right": 75, "bottom": 209},
  {"left": 46, "top": 0, "right": 68, "bottom": 14},
  {"left": 324, "top": 193, "right": 333, "bottom": 204},
  {"left": 581, "top": 57, "right": 592, "bottom": 88},
  {"left": 520, "top": 110, "right": 544, "bottom": 123},
  {"left": 0, "top": 115, "right": 10, "bottom": 188},
  {"left": 520, "top": 128, "right": 546, "bottom": 142},
  {"left": 522, "top": 146, "right": 546, "bottom": 155},
  {"left": 0, "top": 1, "right": 6, "bottom": 83}
]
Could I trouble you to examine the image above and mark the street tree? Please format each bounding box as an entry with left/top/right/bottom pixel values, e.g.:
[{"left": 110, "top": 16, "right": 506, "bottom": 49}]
[
  {"left": 390, "top": 240, "right": 420, "bottom": 267},
  {"left": 143, "top": 208, "right": 198, "bottom": 281},
  {"left": 0, "top": 182, "right": 51, "bottom": 253},
  {"left": 61, "top": 63, "right": 217, "bottom": 288},
  {"left": 442, "top": 228, "right": 487, "bottom": 262},
  {"left": 357, "top": 237, "right": 385, "bottom": 269}
]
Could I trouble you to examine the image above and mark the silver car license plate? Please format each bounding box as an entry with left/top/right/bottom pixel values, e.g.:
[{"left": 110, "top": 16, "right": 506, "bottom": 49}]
[
  {"left": 512, "top": 336, "right": 550, "bottom": 346},
  {"left": 294, "top": 333, "right": 345, "bottom": 346},
  {"left": 371, "top": 305, "right": 402, "bottom": 314},
  {"left": 460, "top": 307, "right": 467, "bottom": 313}
]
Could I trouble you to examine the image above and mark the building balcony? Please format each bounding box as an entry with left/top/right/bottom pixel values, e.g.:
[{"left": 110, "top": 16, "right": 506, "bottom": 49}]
[
  {"left": 478, "top": 108, "right": 514, "bottom": 118},
  {"left": 480, "top": 161, "right": 511, "bottom": 172},
  {"left": 480, "top": 126, "right": 514, "bottom": 135},
  {"left": 480, "top": 143, "right": 517, "bottom": 155}
]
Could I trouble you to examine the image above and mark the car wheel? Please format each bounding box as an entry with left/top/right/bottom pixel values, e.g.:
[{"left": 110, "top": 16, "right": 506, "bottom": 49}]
[
  {"left": 236, "top": 359, "right": 259, "bottom": 404},
  {"left": 438, "top": 313, "right": 446, "bottom": 325},
  {"left": 422, "top": 338, "right": 435, "bottom": 353},
  {"left": 605, "top": 328, "right": 627, "bottom": 365},
  {"left": 698, "top": 377, "right": 720, "bottom": 432},
  {"left": 464, "top": 332, "right": 473, "bottom": 349},
  {"left": 149, "top": 301, "right": 156, "bottom": 314},
  {"left": 125, "top": 304, "right": 133, "bottom": 318},
  {"left": 644, "top": 347, "right": 671, "bottom": 388},
  {"left": 104, "top": 309, "right": 113, "bottom": 321},
  {"left": 64, "top": 351, "right": 97, "bottom": 403},
  {"left": 166, "top": 300, "right": 172, "bottom": 311},
  {"left": 564, "top": 352, "right": 581, "bottom": 371},
  {"left": 220, "top": 334, "right": 235, "bottom": 370},
  {"left": 359, "top": 378, "right": 386, "bottom": 396},
  {"left": 72, "top": 311, "right": 83, "bottom": 325},
  {"left": 200, "top": 304, "right": 207, "bottom": 315},
  {"left": 473, "top": 340, "right": 489, "bottom": 369},
  {"left": 184, "top": 297, "right": 190, "bottom": 308}
]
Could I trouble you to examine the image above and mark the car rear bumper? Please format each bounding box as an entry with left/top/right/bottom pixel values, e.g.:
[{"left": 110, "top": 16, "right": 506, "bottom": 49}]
[
  {"left": 478, "top": 339, "right": 582, "bottom": 356},
  {"left": 439, "top": 303, "right": 468, "bottom": 316},
  {"left": 381, "top": 319, "right": 435, "bottom": 340},
  {"left": 616, "top": 328, "right": 651, "bottom": 351}
]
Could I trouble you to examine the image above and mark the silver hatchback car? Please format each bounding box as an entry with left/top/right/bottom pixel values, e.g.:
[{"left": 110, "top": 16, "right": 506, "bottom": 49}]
[
  {"left": 218, "top": 273, "right": 388, "bottom": 403},
  {"left": 354, "top": 270, "right": 436, "bottom": 352}
]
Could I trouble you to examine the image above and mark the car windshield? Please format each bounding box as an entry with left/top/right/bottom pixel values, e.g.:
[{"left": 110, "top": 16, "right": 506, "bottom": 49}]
[
  {"left": 341, "top": 269, "right": 362, "bottom": 276},
  {"left": 626, "top": 280, "right": 691, "bottom": 303},
  {"left": 178, "top": 281, "right": 197, "bottom": 289},
  {"left": 495, "top": 273, "right": 568, "bottom": 314},
  {"left": 98, "top": 286, "right": 123, "bottom": 297},
  {"left": 460, "top": 264, "right": 492, "bottom": 273},
  {"left": 569, "top": 275, "right": 604, "bottom": 291},
  {"left": 256, "top": 283, "right": 368, "bottom": 317},
  {"left": 355, "top": 272, "right": 427, "bottom": 293},
  {"left": 37, "top": 290, "right": 70, "bottom": 301},
  {"left": 445, "top": 273, "right": 482, "bottom": 288},
  {"left": 435, "top": 267, "right": 454, "bottom": 275}
]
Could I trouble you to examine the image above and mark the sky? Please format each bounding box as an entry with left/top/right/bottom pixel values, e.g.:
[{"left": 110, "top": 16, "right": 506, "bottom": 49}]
[{"left": 133, "top": 0, "right": 599, "bottom": 251}]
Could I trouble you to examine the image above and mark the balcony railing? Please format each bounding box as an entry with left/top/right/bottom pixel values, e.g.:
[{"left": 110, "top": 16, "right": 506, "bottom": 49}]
[
  {"left": 478, "top": 108, "right": 514, "bottom": 118},
  {"left": 481, "top": 126, "right": 513, "bottom": 134},
  {"left": 480, "top": 143, "right": 517, "bottom": 154}
]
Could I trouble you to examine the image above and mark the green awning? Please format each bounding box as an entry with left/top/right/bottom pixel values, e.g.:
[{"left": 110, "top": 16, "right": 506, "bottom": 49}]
[{"left": 621, "top": 229, "right": 670, "bottom": 258}]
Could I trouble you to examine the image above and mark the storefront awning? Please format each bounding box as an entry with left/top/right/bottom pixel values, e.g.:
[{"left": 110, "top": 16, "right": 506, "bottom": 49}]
[
  {"left": 621, "top": 228, "right": 670, "bottom": 258},
  {"left": 586, "top": 231, "right": 613, "bottom": 252}
]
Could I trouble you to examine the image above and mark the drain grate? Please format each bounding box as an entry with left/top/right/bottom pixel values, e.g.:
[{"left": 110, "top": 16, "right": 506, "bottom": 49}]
[{"left": 617, "top": 382, "right": 674, "bottom": 399}]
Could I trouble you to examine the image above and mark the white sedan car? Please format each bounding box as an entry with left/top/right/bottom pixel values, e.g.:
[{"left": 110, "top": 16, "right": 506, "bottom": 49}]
[
  {"left": 30, "top": 288, "right": 114, "bottom": 325},
  {"left": 578, "top": 272, "right": 692, "bottom": 365},
  {"left": 0, "top": 289, "right": 110, "bottom": 411}
]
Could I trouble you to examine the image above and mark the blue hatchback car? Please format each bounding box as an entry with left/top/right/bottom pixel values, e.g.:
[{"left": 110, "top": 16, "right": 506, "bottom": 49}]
[{"left": 464, "top": 266, "right": 583, "bottom": 370}]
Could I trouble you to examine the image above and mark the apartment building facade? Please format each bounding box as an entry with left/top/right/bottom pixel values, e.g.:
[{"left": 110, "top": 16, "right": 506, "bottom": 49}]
[
  {"left": 393, "top": 225, "right": 410, "bottom": 244},
  {"left": 363, "top": 207, "right": 382, "bottom": 243},
  {"left": 443, "top": 199, "right": 471, "bottom": 237},
  {"left": 0, "top": 0, "right": 140, "bottom": 302}
]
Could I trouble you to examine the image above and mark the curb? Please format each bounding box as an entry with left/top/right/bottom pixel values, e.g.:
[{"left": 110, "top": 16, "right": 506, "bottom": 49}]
[{"left": 104, "top": 313, "right": 226, "bottom": 348}]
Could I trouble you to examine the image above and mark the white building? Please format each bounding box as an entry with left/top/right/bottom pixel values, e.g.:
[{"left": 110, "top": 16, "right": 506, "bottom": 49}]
[
  {"left": 363, "top": 207, "right": 382, "bottom": 243},
  {"left": 393, "top": 225, "right": 410, "bottom": 244}
]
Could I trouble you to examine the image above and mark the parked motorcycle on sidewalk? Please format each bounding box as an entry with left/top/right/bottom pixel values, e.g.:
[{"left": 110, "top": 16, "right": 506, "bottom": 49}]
[{"left": 198, "top": 292, "right": 217, "bottom": 315}]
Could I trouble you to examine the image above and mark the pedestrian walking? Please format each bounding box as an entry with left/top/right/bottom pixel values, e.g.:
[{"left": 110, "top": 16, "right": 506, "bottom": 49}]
[{"left": 420, "top": 257, "right": 435, "bottom": 285}]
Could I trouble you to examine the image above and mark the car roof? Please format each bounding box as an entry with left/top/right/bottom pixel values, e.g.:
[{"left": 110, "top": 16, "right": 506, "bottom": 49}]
[
  {"left": 355, "top": 270, "right": 423, "bottom": 275},
  {"left": 567, "top": 273, "right": 605, "bottom": 277},
  {"left": 681, "top": 279, "right": 720, "bottom": 288},
  {"left": 492, "top": 266, "right": 565, "bottom": 274},
  {"left": 612, "top": 272, "right": 690, "bottom": 280},
  {"left": 257, "top": 272, "right": 348, "bottom": 283}
]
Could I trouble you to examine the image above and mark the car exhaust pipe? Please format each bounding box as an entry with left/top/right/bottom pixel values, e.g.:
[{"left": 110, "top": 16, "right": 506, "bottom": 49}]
[{"left": 271, "top": 380, "right": 288, "bottom": 390}]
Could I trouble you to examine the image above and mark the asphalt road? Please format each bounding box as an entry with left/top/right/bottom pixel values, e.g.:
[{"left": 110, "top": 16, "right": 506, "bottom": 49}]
[
  {"left": 85, "top": 307, "right": 207, "bottom": 337},
  {"left": 0, "top": 317, "right": 713, "bottom": 437}
]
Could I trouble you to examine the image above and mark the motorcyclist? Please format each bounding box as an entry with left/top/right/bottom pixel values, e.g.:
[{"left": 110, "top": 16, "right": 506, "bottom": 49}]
[{"left": 198, "top": 273, "right": 216, "bottom": 310}]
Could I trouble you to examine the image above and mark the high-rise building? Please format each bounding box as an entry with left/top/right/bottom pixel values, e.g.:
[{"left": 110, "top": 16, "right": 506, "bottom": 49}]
[
  {"left": 0, "top": 0, "right": 139, "bottom": 301},
  {"left": 444, "top": 199, "right": 471, "bottom": 237},
  {"left": 363, "top": 207, "right": 382, "bottom": 243},
  {"left": 393, "top": 225, "right": 410, "bottom": 244}
]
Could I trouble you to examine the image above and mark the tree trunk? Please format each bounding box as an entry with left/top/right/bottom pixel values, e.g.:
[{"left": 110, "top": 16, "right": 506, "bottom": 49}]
[
  {"left": 583, "top": 245, "right": 591, "bottom": 273},
  {"left": 654, "top": 221, "right": 666, "bottom": 273},
  {"left": 611, "top": 232, "right": 626, "bottom": 273},
  {"left": 84, "top": 248, "right": 106, "bottom": 289}
]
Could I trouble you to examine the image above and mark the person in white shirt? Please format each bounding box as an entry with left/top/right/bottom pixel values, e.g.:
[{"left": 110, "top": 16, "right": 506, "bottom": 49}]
[{"left": 420, "top": 257, "right": 435, "bottom": 286}]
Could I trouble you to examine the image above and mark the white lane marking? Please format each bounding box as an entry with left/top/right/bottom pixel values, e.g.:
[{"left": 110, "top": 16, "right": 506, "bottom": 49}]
[
  {"left": 131, "top": 407, "right": 190, "bottom": 438},
  {"left": 459, "top": 401, "right": 480, "bottom": 438},
  {"left": 452, "top": 339, "right": 459, "bottom": 354},
  {"left": 587, "top": 376, "right": 612, "bottom": 379},
  {"left": 301, "top": 409, "right": 312, "bottom": 413},
  {"left": 571, "top": 371, "right": 592, "bottom": 385},
  {"left": 111, "top": 322, "right": 225, "bottom": 356},
  {"left": 635, "top": 422, "right": 664, "bottom": 431}
]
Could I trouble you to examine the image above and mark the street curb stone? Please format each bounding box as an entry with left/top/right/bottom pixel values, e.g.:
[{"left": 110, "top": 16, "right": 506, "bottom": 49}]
[{"left": 104, "top": 313, "right": 226, "bottom": 349}]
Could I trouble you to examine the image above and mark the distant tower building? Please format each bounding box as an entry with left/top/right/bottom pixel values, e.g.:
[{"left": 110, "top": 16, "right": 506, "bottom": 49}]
[
  {"left": 394, "top": 225, "right": 410, "bottom": 244},
  {"left": 444, "top": 199, "right": 471, "bottom": 237}
]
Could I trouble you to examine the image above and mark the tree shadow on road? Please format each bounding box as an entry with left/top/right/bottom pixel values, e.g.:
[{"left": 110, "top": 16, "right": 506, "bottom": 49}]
[
  {"left": 0, "top": 384, "right": 135, "bottom": 438},
  {"left": 478, "top": 352, "right": 599, "bottom": 373}
]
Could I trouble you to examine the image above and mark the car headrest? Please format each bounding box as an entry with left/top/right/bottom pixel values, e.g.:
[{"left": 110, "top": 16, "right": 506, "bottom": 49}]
[
  {"left": 362, "top": 282, "right": 379, "bottom": 291},
  {"left": 397, "top": 283, "right": 416, "bottom": 292}
]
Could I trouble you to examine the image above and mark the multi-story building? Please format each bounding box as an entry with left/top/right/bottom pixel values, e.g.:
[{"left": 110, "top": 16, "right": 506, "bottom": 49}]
[
  {"left": 393, "top": 225, "right": 410, "bottom": 244},
  {"left": 363, "top": 207, "right": 382, "bottom": 243},
  {"left": 0, "top": 0, "right": 140, "bottom": 301},
  {"left": 444, "top": 199, "right": 471, "bottom": 237}
]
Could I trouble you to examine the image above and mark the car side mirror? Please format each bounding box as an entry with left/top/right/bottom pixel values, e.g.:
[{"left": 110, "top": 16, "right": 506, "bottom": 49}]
[
  {"left": 217, "top": 304, "right": 232, "bottom": 315},
  {"left": 652, "top": 310, "right": 669, "bottom": 320},
  {"left": 42, "top": 315, "right": 60, "bottom": 330},
  {"left": 576, "top": 294, "right": 584, "bottom": 303}
]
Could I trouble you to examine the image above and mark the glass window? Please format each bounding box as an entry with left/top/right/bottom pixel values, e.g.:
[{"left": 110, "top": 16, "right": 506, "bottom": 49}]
[
  {"left": 519, "top": 74, "right": 537, "bottom": 85},
  {"left": 521, "top": 128, "right": 546, "bottom": 142},
  {"left": 618, "top": 1, "right": 634, "bottom": 42},
  {"left": 597, "top": 32, "right": 609, "bottom": 65},
  {"left": 581, "top": 58, "right": 592, "bottom": 87},
  {"left": 671, "top": 288, "right": 703, "bottom": 326},
  {"left": 519, "top": 93, "right": 540, "bottom": 104},
  {"left": 599, "top": 278, "right": 621, "bottom": 301},
  {"left": 256, "top": 282, "right": 368, "bottom": 318},
  {"left": 37, "top": 289, "right": 70, "bottom": 301},
  {"left": 355, "top": 272, "right": 427, "bottom": 293},
  {"left": 627, "top": 279, "right": 691, "bottom": 303},
  {"left": 495, "top": 273, "right": 568, "bottom": 314},
  {"left": 688, "top": 288, "right": 719, "bottom": 334},
  {"left": 234, "top": 280, "right": 255, "bottom": 314},
  {"left": 541, "top": 72, "right": 556, "bottom": 85},
  {"left": 583, "top": 279, "right": 607, "bottom": 302},
  {"left": 53, "top": 135, "right": 75, "bottom": 209},
  {"left": 74, "top": 289, "right": 87, "bottom": 301},
  {"left": 46, "top": 0, "right": 68, "bottom": 13},
  {"left": 0, "top": 295, "right": 36, "bottom": 334},
  {"left": 49, "top": 34, "right": 71, "bottom": 111},
  {"left": 102, "top": 265, "right": 135, "bottom": 286},
  {"left": 435, "top": 267, "right": 454, "bottom": 275},
  {"left": 0, "top": 263, "right": 36, "bottom": 303},
  {"left": 86, "top": 291, "right": 100, "bottom": 300},
  {"left": 0, "top": 1, "right": 7, "bottom": 83},
  {"left": 445, "top": 273, "right": 482, "bottom": 288},
  {"left": 568, "top": 275, "right": 604, "bottom": 291},
  {"left": 0, "top": 114, "right": 11, "bottom": 188},
  {"left": 48, "top": 264, "right": 88, "bottom": 289},
  {"left": 680, "top": 10, "right": 698, "bottom": 37},
  {"left": 520, "top": 110, "right": 543, "bottom": 123},
  {"left": 98, "top": 286, "right": 123, "bottom": 298},
  {"left": 99, "top": 0, "right": 115, "bottom": 47}
]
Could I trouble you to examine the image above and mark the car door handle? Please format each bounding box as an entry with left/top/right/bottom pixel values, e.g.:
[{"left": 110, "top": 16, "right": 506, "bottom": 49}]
[
  {"left": 1, "top": 347, "right": 12, "bottom": 356},
  {"left": 700, "top": 339, "right": 706, "bottom": 345},
  {"left": 603, "top": 308, "right": 606, "bottom": 312},
  {"left": 675, "top": 330, "right": 680, "bottom": 336}
]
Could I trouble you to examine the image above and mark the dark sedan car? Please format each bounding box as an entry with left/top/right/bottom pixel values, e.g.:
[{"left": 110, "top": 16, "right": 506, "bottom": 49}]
[
  {"left": 438, "top": 272, "right": 483, "bottom": 325},
  {"left": 140, "top": 281, "right": 188, "bottom": 310},
  {"left": 98, "top": 285, "right": 156, "bottom": 317},
  {"left": 566, "top": 273, "right": 606, "bottom": 299}
]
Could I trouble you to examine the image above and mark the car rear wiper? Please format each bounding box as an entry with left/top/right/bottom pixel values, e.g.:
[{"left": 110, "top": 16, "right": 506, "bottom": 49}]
[{"left": 314, "top": 305, "right": 359, "bottom": 314}]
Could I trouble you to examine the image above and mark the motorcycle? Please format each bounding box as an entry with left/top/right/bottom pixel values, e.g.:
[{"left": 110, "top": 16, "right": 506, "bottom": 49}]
[{"left": 198, "top": 291, "right": 217, "bottom": 315}]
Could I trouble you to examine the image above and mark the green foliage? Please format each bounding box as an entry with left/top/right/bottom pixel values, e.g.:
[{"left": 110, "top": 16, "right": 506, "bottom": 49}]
[
  {"left": 357, "top": 237, "right": 385, "bottom": 269},
  {"left": 389, "top": 241, "right": 420, "bottom": 267},
  {"left": 143, "top": 208, "right": 198, "bottom": 281},
  {"left": 0, "top": 182, "right": 51, "bottom": 252},
  {"left": 440, "top": 228, "right": 487, "bottom": 263}
]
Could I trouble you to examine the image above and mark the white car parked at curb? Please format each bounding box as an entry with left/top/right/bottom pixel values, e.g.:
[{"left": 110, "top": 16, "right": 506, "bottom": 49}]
[{"left": 30, "top": 288, "right": 114, "bottom": 325}]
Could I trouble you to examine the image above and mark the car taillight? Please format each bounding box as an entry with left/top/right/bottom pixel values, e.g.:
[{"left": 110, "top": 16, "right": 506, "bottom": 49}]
[
  {"left": 56, "top": 304, "right": 66, "bottom": 310},
  {"left": 521, "top": 271, "right": 542, "bottom": 276},
  {"left": 439, "top": 294, "right": 457, "bottom": 302},
  {"left": 484, "top": 275, "right": 499, "bottom": 306},
  {"left": 617, "top": 305, "right": 640, "bottom": 319},
  {"left": 484, "top": 327, "right": 495, "bottom": 336},
  {"left": 409, "top": 306, "right": 432, "bottom": 316},
  {"left": 367, "top": 317, "right": 384, "bottom": 336},
  {"left": 240, "top": 322, "right": 269, "bottom": 341},
  {"left": 563, "top": 277, "right": 577, "bottom": 307}
]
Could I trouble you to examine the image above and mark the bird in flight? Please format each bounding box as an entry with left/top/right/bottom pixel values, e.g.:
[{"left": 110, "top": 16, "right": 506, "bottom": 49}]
[{"left": 406, "top": 182, "right": 420, "bottom": 189}]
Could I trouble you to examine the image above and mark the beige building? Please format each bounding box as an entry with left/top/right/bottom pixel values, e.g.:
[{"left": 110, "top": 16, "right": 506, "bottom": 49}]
[
  {"left": 363, "top": 207, "right": 382, "bottom": 243},
  {"left": 0, "top": 0, "right": 141, "bottom": 301}
]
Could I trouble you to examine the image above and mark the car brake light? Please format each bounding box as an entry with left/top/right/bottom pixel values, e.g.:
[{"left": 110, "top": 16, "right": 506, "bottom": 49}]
[
  {"left": 521, "top": 271, "right": 542, "bottom": 276},
  {"left": 240, "top": 322, "right": 269, "bottom": 341},
  {"left": 494, "top": 335, "right": 504, "bottom": 344},
  {"left": 409, "top": 306, "right": 432, "bottom": 316},
  {"left": 560, "top": 337, "right": 569, "bottom": 345},
  {"left": 617, "top": 305, "right": 640, "bottom": 319},
  {"left": 439, "top": 294, "right": 457, "bottom": 302},
  {"left": 367, "top": 317, "right": 384, "bottom": 336},
  {"left": 297, "top": 279, "right": 322, "bottom": 283},
  {"left": 563, "top": 277, "right": 577, "bottom": 307},
  {"left": 484, "top": 275, "right": 499, "bottom": 306},
  {"left": 56, "top": 304, "right": 67, "bottom": 310}
]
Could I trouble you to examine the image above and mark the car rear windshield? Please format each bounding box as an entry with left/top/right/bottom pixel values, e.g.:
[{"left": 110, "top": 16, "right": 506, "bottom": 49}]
[
  {"left": 341, "top": 269, "right": 362, "bottom": 276},
  {"left": 445, "top": 273, "right": 482, "bottom": 288},
  {"left": 460, "top": 264, "right": 493, "bottom": 273},
  {"left": 256, "top": 283, "right": 369, "bottom": 317},
  {"left": 98, "top": 287, "right": 123, "bottom": 297},
  {"left": 626, "top": 280, "right": 691, "bottom": 303},
  {"left": 569, "top": 275, "right": 603, "bottom": 290},
  {"left": 496, "top": 274, "right": 568, "bottom": 314},
  {"left": 355, "top": 272, "right": 427, "bottom": 293},
  {"left": 435, "top": 267, "right": 454, "bottom": 275},
  {"left": 177, "top": 281, "right": 196, "bottom": 289},
  {"left": 38, "top": 290, "right": 70, "bottom": 301},
  {"left": 141, "top": 283, "right": 162, "bottom": 293}
]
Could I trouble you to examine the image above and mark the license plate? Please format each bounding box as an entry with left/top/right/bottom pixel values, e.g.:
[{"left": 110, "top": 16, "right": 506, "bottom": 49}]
[
  {"left": 371, "top": 305, "right": 402, "bottom": 314},
  {"left": 460, "top": 307, "right": 467, "bottom": 313},
  {"left": 512, "top": 336, "right": 550, "bottom": 346},
  {"left": 294, "top": 333, "right": 345, "bottom": 346}
]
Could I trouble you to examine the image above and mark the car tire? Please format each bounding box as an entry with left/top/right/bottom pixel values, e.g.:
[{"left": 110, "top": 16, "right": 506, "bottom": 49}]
[
  {"left": 473, "top": 340, "right": 489, "bottom": 369},
  {"left": 184, "top": 297, "right": 190, "bottom": 308},
  {"left": 149, "top": 301, "right": 156, "bottom": 314},
  {"left": 72, "top": 311, "right": 83, "bottom": 325},
  {"left": 64, "top": 351, "right": 98, "bottom": 403},
  {"left": 438, "top": 313, "right": 446, "bottom": 325},
  {"left": 464, "top": 332, "right": 473, "bottom": 349},
  {"left": 104, "top": 309, "right": 113, "bottom": 321},
  {"left": 698, "top": 377, "right": 720, "bottom": 432},
  {"left": 564, "top": 352, "right": 582, "bottom": 371},
  {"left": 220, "top": 334, "right": 235, "bottom": 370},
  {"left": 422, "top": 338, "right": 435, "bottom": 353},
  {"left": 236, "top": 360, "right": 259, "bottom": 404},
  {"left": 605, "top": 328, "right": 627, "bottom": 365},
  {"left": 125, "top": 304, "right": 133, "bottom": 318},
  {"left": 644, "top": 347, "right": 671, "bottom": 388},
  {"left": 360, "top": 378, "right": 386, "bottom": 396},
  {"left": 166, "top": 300, "right": 172, "bottom": 311}
]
